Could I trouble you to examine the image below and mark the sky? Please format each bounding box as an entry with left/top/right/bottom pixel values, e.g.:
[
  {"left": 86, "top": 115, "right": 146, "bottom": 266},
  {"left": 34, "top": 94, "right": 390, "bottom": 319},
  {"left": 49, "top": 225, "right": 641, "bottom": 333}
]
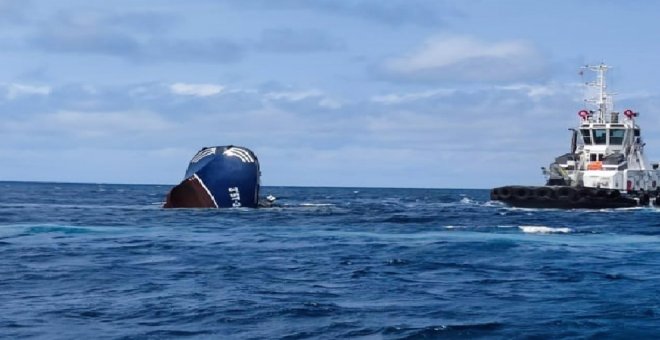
[{"left": 2, "top": 0, "right": 660, "bottom": 188}]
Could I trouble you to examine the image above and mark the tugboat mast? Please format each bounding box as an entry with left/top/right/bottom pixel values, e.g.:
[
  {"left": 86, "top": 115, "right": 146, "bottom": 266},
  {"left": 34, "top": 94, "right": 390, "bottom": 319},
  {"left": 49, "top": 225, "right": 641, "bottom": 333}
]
[{"left": 583, "top": 63, "right": 613, "bottom": 123}]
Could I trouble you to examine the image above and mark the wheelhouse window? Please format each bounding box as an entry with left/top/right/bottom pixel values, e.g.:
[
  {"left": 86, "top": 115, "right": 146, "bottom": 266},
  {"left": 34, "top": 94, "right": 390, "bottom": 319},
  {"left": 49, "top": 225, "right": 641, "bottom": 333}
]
[
  {"left": 580, "top": 129, "right": 592, "bottom": 144},
  {"left": 609, "top": 129, "right": 625, "bottom": 145},
  {"left": 593, "top": 129, "right": 607, "bottom": 145}
]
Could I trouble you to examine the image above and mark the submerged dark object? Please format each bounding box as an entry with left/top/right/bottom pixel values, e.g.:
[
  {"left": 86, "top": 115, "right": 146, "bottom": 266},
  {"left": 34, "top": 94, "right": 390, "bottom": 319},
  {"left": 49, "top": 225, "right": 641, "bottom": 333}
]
[
  {"left": 164, "top": 146, "right": 261, "bottom": 208},
  {"left": 490, "top": 186, "right": 639, "bottom": 209}
]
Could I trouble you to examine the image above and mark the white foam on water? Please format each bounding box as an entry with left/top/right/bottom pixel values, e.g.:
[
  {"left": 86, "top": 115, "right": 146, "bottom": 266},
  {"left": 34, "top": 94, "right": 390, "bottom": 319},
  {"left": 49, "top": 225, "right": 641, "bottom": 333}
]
[
  {"left": 444, "top": 225, "right": 467, "bottom": 229},
  {"left": 505, "top": 206, "right": 541, "bottom": 212},
  {"left": 459, "top": 197, "right": 474, "bottom": 204},
  {"left": 129, "top": 255, "right": 178, "bottom": 265},
  {"left": 300, "top": 203, "right": 335, "bottom": 207},
  {"left": 483, "top": 200, "right": 505, "bottom": 207},
  {"left": 519, "top": 225, "right": 573, "bottom": 234}
]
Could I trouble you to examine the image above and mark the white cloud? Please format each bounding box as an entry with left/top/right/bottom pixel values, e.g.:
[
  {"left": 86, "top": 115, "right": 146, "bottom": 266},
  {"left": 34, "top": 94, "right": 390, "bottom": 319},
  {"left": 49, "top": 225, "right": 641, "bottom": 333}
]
[
  {"left": 264, "top": 89, "right": 323, "bottom": 101},
  {"left": 388, "top": 35, "right": 530, "bottom": 71},
  {"left": 169, "top": 82, "right": 224, "bottom": 97},
  {"left": 497, "top": 84, "right": 556, "bottom": 99},
  {"left": 263, "top": 89, "right": 342, "bottom": 109},
  {"left": 226, "top": 88, "right": 258, "bottom": 95},
  {"left": 26, "top": 110, "right": 173, "bottom": 138},
  {"left": 1, "top": 109, "right": 176, "bottom": 152},
  {"left": 382, "top": 35, "right": 546, "bottom": 83},
  {"left": 370, "top": 88, "right": 456, "bottom": 104},
  {"left": 318, "top": 97, "right": 342, "bottom": 109},
  {"left": 6, "top": 83, "right": 51, "bottom": 99}
]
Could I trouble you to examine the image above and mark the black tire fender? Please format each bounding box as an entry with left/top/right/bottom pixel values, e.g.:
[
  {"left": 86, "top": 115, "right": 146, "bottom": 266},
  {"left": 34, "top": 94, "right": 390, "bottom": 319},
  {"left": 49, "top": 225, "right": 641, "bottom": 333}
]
[
  {"left": 513, "top": 187, "right": 531, "bottom": 200},
  {"left": 535, "top": 187, "right": 555, "bottom": 199},
  {"left": 556, "top": 186, "right": 574, "bottom": 199},
  {"left": 497, "top": 187, "right": 512, "bottom": 200},
  {"left": 575, "top": 188, "right": 591, "bottom": 201}
]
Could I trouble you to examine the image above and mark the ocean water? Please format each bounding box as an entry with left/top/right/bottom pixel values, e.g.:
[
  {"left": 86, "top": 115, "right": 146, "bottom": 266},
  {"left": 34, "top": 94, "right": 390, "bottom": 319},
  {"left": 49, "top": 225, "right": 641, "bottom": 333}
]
[{"left": 1, "top": 181, "right": 660, "bottom": 339}]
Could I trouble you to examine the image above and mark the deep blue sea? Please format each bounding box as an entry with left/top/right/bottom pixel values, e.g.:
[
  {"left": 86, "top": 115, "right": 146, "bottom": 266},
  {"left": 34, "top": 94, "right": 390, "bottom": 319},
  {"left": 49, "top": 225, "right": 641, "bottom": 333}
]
[{"left": 1, "top": 181, "right": 660, "bottom": 339}]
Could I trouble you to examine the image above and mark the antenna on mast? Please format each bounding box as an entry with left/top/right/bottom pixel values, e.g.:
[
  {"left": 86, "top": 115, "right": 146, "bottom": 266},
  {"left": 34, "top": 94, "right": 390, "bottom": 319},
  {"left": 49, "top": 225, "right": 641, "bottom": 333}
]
[{"left": 582, "top": 63, "right": 613, "bottom": 123}]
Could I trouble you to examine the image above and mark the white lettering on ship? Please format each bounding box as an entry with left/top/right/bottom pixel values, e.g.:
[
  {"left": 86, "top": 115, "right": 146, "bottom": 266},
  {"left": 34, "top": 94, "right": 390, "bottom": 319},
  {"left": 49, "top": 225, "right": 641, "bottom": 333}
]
[{"left": 228, "top": 187, "right": 241, "bottom": 207}]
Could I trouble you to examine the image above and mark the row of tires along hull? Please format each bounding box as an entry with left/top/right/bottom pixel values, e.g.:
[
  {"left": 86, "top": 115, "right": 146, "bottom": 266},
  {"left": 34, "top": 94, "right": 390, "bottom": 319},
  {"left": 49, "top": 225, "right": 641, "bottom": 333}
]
[{"left": 490, "top": 186, "right": 656, "bottom": 209}]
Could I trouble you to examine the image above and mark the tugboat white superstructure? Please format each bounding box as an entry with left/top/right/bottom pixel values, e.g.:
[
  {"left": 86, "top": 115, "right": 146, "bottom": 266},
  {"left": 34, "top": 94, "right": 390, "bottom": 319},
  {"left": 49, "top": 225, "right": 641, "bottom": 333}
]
[{"left": 491, "top": 64, "right": 660, "bottom": 208}]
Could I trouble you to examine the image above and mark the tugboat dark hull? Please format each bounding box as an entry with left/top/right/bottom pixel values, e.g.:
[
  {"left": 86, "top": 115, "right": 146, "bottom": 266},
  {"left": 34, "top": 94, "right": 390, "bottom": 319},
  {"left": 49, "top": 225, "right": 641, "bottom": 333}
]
[
  {"left": 164, "top": 146, "right": 260, "bottom": 208},
  {"left": 490, "top": 186, "right": 638, "bottom": 209}
]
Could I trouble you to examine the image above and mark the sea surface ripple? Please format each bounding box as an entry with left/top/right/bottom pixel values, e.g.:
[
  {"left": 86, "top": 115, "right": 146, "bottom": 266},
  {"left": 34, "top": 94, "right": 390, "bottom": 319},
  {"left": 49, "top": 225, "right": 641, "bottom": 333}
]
[{"left": 1, "top": 182, "right": 660, "bottom": 339}]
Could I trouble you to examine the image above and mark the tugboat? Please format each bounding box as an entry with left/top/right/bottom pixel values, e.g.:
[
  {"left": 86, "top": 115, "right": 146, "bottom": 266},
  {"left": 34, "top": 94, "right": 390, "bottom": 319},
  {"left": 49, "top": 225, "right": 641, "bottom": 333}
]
[
  {"left": 164, "top": 145, "right": 274, "bottom": 208},
  {"left": 491, "top": 64, "right": 660, "bottom": 208}
]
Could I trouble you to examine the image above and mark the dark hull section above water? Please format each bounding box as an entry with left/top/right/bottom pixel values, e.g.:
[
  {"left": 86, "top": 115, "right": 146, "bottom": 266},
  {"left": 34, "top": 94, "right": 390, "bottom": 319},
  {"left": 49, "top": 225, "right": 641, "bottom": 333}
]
[
  {"left": 490, "top": 186, "right": 640, "bottom": 209},
  {"left": 164, "top": 146, "right": 260, "bottom": 208}
]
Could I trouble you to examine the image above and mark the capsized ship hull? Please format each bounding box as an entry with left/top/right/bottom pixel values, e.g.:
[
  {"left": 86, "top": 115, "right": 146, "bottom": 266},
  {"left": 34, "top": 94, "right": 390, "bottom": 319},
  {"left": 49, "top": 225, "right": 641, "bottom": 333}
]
[{"left": 164, "top": 146, "right": 260, "bottom": 208}]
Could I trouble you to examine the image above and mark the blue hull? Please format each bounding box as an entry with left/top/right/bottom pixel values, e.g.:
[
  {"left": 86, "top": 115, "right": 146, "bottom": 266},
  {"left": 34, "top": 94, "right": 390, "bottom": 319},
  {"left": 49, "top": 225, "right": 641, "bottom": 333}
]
[{"left": 164, "top": 146, "right": 260, "bottom": 208}]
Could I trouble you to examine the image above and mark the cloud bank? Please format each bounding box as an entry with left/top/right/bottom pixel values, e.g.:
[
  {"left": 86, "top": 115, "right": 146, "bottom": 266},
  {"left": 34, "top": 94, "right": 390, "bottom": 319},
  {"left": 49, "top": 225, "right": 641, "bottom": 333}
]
[
  {"left": 29, "top": 10, "right": 245, "bottom": 64},
  {"left": 222, "top": 0, "right": 459, "bottom": 27},
  {"left": 381, "top": 35, "right": 547, "bottom": 83},
  {"left": 0, "top": 80, "right": 600, "bottom": 187},
  {"left": 170, "top": 83, "right": 224, "bottom": 97}
]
